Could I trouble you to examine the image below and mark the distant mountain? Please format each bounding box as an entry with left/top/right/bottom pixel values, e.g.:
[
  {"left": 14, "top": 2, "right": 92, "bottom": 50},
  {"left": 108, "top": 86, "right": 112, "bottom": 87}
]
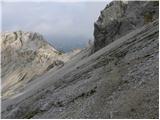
[
  {"left": 1, "top": 1, "right": 159, "bottom": 119},
  {"left": 1, "top": 31, "right": 78, "bottom": 101}
]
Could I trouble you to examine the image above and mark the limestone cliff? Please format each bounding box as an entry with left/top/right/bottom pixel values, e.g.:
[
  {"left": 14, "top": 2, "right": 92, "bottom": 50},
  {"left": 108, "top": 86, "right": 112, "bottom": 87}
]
[
  {"left": 93, "top": 1, "right": 159, "bottom": 52},
  {"left": 1, "top": 31, "right": 64, "bottom": 100},
  {"left": 1, "top": 1, "right": 159, "bottom": 119},
  {"left": 2, "top": 20, "right": 159, "bottom": 119}
]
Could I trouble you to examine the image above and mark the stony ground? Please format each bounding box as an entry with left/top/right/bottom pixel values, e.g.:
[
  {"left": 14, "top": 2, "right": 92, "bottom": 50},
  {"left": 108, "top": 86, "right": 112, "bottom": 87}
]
[{"left": 2, "top": 20, "right": 159, "bottom": 119}]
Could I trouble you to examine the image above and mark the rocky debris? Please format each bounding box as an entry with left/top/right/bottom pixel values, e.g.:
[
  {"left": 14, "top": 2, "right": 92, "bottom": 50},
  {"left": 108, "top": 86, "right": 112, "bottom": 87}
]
[
  {"left": 1, "top": 1, "right": 159, "bottom": 119},
  {"left": 93, "top": 1, "right": 159, "bottom": 52},
  {"left": 1, "top": 31, "right": 65, "bottom": 100},
  {"left": 2, "top": 19, "right": 159, "bottom": 118}
]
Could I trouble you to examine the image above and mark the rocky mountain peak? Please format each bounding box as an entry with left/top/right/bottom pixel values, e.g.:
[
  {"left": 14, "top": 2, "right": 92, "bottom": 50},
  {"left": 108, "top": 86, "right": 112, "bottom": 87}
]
[
  {"left": 93, "top": 1, "right": 159, "bottom": 52},
  {"left": 1, "top": 31, "right": 57, "bottom": 52},
  {"left": 1, "top": 31, "right": 64, "bottom": 99},
  {"left": 1, "top": 1, "right": 159, "bottom": 119}
]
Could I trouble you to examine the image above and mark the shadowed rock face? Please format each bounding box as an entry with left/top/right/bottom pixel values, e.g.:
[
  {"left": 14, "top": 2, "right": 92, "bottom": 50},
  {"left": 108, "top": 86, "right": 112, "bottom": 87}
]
[
  {"left": 93, "top": 1, "right": 159, "bottom": 52},
  {"left": 1, "top": 1, "right": 159, "bottom": 119}
]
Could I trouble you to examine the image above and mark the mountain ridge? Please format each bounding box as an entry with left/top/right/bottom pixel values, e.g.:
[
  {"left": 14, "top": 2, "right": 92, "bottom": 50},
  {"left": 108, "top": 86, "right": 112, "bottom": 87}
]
[
  {"left": 1, "top": 31, "right": 81, "bottom": 101},
  {"left": 1, "top": 1, "right": 159, "bottom": 119}
]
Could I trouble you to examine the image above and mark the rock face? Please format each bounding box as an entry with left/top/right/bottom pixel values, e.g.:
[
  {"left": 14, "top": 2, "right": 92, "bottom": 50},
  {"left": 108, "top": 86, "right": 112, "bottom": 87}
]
[
  {"left": 1, "top": 31, "right": 64, "bottom": 100},
  {"left": 2, "top": 20, "right": 159, "bottom": 119},
  {"left": 1, "top": 1, "right": 159, "bottom": 119},
  {"left": 93, "top": 1, "right": 159, "bottom": 52}
]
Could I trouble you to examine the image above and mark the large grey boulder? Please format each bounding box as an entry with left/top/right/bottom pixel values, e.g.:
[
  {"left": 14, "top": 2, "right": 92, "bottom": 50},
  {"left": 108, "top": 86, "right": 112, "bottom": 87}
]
[{"left": 93, "top": 1, "right": 159, "bottom": 52}]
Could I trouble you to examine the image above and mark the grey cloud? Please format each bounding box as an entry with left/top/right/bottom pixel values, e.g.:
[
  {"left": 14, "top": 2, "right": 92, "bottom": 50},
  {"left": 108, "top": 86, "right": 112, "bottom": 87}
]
[{"left": 2, "top": 1, "right": 111, "bottom": 51}]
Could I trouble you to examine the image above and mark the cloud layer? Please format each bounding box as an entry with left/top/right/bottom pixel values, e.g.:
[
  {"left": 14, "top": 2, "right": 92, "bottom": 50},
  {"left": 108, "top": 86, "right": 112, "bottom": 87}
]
[{"left": 2, "top": 1, "right": 111, "bottom": 51}]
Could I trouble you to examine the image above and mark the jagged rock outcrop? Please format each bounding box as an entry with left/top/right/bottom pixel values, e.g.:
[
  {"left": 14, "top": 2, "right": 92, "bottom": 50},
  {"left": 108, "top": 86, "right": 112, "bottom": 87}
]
[
  {"left": 93, "top": 1, "right": 159, "bottom": 52},
  {"left": 1, "top": 31, "right": 65, "bottom": 100},
  {"left": 1, "top": 1, "right": 159, "bottom": 119},
  {"left": 2, "top": 20, "right": 158, "bottom": 119}
]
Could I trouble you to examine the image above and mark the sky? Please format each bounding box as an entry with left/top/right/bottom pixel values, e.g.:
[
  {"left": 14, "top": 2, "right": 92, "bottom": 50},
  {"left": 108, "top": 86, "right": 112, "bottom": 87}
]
[{"left": 1, "top": 1, "right": 111, "bottom": 52}]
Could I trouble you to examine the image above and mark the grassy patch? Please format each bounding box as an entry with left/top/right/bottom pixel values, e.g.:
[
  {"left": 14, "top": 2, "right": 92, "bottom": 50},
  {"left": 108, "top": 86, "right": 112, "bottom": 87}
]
[
  {"left": 144, "top": 12, "right": 153, "bottom": 24},
  {"left": 23, "top": 110, "right": 40, "bottom": 119}
]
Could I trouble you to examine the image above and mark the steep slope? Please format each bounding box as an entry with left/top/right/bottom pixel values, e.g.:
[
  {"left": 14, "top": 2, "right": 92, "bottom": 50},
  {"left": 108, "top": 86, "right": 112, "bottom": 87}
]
[
  {"left": 1, "top": 31, "right": 65, "bottom": 100},
  {"left": 93, "top": 1, "right": 159, "bottom": 52},
  {"left": 2, "top": 19, "right": 158, "bottom": 119}
]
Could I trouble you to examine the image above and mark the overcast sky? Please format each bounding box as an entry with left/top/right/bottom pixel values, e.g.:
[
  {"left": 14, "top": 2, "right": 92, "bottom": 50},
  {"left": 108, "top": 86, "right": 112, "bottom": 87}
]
[{"left": 2, "top": 1, "right": 111, "bottom": 51}]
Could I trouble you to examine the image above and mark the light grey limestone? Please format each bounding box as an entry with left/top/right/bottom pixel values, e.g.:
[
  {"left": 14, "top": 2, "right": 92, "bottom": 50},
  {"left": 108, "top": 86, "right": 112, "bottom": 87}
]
[{"left": 2, "top": 20, "right": 158, "bottom": 119}]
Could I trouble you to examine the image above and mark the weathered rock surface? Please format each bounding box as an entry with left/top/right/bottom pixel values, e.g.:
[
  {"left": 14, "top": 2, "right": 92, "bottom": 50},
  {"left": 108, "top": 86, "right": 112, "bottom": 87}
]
[
  {"left": 1, "top": 1, "right": 159, "bottom": 119},
  {"left": 1, "top": 31, "right": 67, "bottom": 100},
  {"left": 93, "top": 1, "right": 159, "bottom": 52},
  {"left": 2, "top": 19, "right": 158, "bottom": 118}
]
